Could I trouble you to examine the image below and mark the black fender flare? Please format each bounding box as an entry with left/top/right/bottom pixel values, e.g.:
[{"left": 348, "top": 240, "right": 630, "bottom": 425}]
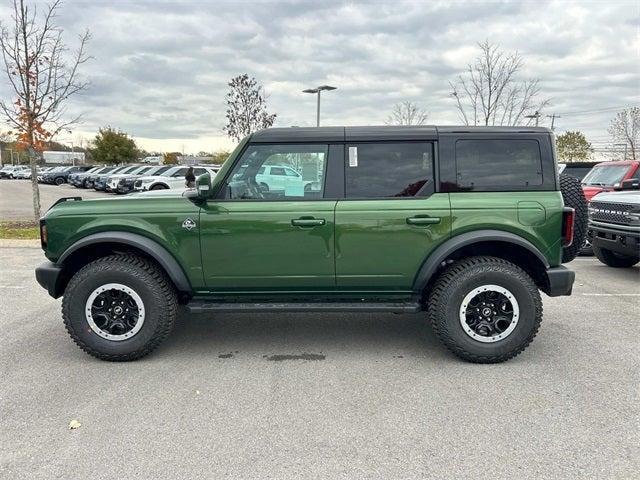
[
  {"left": 412, "top": 230, "right": 550, "bottom": 292},
  {"left": 58, "top": 231, "right": 192, "bottom": 292}
]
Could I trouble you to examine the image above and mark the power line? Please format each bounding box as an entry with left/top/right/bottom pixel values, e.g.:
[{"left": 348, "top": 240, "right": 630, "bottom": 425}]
[{"left": 557, "top": 105, "right": 638, "bottom": 116}]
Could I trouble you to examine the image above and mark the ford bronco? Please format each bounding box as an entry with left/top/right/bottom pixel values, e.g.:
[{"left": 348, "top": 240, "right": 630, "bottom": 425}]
[
  {"left": 35, "top": 126, "right": 586, "bottom": 363},
  {"left": 587, "top": 180, "right": 640, "bottom": 268}
]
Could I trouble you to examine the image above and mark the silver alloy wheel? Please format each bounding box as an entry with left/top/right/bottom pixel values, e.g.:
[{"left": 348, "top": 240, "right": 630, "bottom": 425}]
[
  {"left": 459, "top": 284, "right": 519, "bottom": 343},
  {"left": 85, "top": 283, "right": 145, "bottom": 341}
]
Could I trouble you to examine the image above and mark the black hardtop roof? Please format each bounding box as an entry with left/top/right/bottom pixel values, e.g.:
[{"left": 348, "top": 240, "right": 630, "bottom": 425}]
[{"left": 250, "top": 125, "right": 552, "bottom": 143}]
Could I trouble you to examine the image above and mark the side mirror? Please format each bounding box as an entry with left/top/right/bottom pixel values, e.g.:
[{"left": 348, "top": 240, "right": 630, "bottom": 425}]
[
  {"left": 195, "top": 173, "right": 212, "bottom": 199},
  {"left": 618, "top": 178, "right": 640, "bottom": 190}
]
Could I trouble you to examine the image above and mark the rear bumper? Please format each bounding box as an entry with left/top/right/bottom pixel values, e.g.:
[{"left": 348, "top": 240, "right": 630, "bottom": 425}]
[
  {"left": 544, "top": 265, "right": 575, "bottom": 297},
  {"left": 35, "top": 261, "right": 64, "bottom": 298}
]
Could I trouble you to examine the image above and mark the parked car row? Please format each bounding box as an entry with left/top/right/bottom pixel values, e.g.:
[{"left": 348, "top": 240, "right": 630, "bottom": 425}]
[
  {"left": 0, "top": 164, "right": 31, "bottom": 179},
  {"left": 70, "top": 164, "right": 221, "bottom": 194}
]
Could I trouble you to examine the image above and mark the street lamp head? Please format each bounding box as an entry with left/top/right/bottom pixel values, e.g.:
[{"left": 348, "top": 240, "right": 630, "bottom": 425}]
[
  {"left": 302, "top": 88, "right": 319, "bottom": 94},
  {"left": 317, "top": 85, "right": 337, "bottom": 91}
]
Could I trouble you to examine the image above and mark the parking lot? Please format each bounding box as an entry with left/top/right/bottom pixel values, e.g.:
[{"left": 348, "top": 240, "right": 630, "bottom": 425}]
[
  {"left": 0, "top": 242, "right": 638, "bottom": 479},
  {"left": 0, "top": 180, "right": 111, "bottom": 220}
]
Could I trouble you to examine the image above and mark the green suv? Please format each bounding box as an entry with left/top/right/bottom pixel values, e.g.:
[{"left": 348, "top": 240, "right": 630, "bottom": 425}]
[{"left": 35, "top": 126, "right": 583, "bottom": 363}]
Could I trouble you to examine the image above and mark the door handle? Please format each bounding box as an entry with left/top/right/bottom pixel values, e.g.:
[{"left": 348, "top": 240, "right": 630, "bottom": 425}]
[
  {"left": 406, "top": 216, "right": 440, "bottom": 226},
  {"left": 291, "top": 217, "right": 326, "bottom": 227}
]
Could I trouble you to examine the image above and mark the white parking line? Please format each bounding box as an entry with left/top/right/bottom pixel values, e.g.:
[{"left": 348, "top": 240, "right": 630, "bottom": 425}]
[
  {"left": 581, "top": 293, "right": 640, "bottom": 297},
  {"left": 0, "top": 285, "right": 26, "bottom": 289}
]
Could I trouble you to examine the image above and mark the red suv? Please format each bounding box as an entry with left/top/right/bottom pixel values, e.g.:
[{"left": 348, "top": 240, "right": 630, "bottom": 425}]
[{"left": 581, "top": 160, "right": 640, "bottom": 201}]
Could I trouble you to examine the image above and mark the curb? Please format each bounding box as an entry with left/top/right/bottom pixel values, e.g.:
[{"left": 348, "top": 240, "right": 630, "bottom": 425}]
[{"left": 0, "top": 239, "right": 41, "bottom": 248}]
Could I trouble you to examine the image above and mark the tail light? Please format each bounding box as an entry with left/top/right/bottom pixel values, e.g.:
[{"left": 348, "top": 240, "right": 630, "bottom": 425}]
[
  {"left": 39, "top": 220, "right": 48, "bottom": 249},
  {"left": 562, "top": 207, "right": 575, "bottom": 247}
]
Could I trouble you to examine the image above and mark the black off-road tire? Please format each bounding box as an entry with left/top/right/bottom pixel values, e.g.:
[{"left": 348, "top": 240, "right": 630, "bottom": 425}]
[
  {"left": 560, "top": 174, "right": 588, "bottom": 263},
  {"left": 62, "top": 254, "right": 178, "bottom": 361},
  {"left": 427, "top": 256, "right": 543, "bottom": 363},
  {"left": 593, "top": 245, "right": 639, "bottom": 268}
]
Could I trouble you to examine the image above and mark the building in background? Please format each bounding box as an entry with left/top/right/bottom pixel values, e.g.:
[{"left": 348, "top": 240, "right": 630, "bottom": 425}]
[{"left": 43, "top": 150, "right": 85, "bottom": 165}]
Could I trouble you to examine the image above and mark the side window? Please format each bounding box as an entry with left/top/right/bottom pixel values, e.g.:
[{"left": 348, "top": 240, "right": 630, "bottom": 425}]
[
  {"left": 270, "top": 167, "right": 286, "bottom": 176},
  {"left": 455, "top": 139, "right": 543, "bottom": 189},
  {"left": 193, "top": 168, "right": 207, "bottom": 176},
  {"left": 345, "top": 142, "right": 434, "bottom": 198},
  {"left": 225, "top": 144, "right": 328, "bottom": 200}
]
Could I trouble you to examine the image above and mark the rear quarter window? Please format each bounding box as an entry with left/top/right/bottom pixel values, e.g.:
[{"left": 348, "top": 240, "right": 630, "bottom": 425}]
[{"left": 455, "top": 139, "right": 543, "bottom": 190}]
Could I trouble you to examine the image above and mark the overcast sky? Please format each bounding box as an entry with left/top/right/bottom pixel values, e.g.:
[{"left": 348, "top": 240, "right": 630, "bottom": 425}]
[{"left": 0, "top": 0, "right": 638, "bottom": 154}]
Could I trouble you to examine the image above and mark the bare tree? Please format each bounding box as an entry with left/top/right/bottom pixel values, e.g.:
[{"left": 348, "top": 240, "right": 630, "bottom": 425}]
[
  {"left": 223, "top": 74, "right": 277, "bottom": 142},
  {"left": 385, "top": 101, "right": 429, "bottom": 125},
  {"left": 608, "top": 107, "right": 639, "bottom": 160},
  {"left": 0, "top": 0, "right": 90, "bottom": 222},
  {"left": 449, "top": 41, "right": 549, "bottom": 127}
]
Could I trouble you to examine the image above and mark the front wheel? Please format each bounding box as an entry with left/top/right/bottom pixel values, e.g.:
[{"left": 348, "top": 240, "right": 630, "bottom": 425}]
[
  {"left": 55, "top": 177, "right": 65, "bottom": 185},
  {"left": 62, "top": 254, "right": 177, "bottom": 361},
  {"left": 427, "top": 256, "right": 542, "bottom": 363},
  {"left": 150, "top": 184, "right": 168, "bottom": 190},
  {"left": 593, "top": 245, "right": 639, "bottom": 268}
]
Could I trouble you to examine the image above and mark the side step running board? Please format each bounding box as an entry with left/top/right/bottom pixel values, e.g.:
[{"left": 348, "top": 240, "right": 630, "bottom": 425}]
[{"left": 187, "top": 301, "right": 422, "bottom": 314}]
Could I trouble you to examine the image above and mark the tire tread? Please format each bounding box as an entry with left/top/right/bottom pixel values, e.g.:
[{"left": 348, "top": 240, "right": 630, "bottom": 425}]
[
  {"left": 62, "top": 254, "right": 177, "bottom": 361},
  {"left": 428, "top": 256, "right": 543, "bottom": 363}
]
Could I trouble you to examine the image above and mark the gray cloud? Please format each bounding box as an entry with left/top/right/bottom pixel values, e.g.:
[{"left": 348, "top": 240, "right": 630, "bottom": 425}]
[{"left": 0, "top": 0, "right": 638, "bottom": 151}]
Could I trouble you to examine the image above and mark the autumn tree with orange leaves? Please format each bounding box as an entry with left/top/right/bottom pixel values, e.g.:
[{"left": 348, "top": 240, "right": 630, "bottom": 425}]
[{"left": 0, "top": 0, "right": 90, "bottom": 222}]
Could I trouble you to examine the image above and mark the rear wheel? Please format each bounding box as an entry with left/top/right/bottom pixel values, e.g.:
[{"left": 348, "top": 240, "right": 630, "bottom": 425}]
[
  {"left": 151, "top": 184, "right": 168, "bottom": 190},
  {"left": 55, "top": 177, "right": 65, "bottom": 185},
  {"left": 428, "top": 256, "right": 542, "bottom": 363},
  {"left": 560, "top": 174, "right": 587, "bottom": 263},
  {"left": 593, "top": 245, "right": 639, "bottom": 268},
  {"left": 62, "top": 254, "right": 177, "bottom": 361}
]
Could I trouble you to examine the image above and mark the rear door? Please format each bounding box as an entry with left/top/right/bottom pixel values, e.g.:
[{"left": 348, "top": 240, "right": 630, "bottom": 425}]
[{"left": 335, "top": 141, "right": 451, "bottom": 291}]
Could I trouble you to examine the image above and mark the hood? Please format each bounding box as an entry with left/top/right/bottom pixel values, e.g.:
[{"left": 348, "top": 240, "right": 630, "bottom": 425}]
[
  {"left": 590, "top": 190, "right": 640, "bottom": 205},
  {"left": 582, "top": 185, "right": 610, "bottom": 201},
  {"left": 43, "top": 189, "right": 189, "bottom": 219}
]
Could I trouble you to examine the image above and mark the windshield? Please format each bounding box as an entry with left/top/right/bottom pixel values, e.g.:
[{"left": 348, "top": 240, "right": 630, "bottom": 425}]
[
  {"left": 159, "top": 166, "right": 182, "bottom": 177},
  {"left": 148, "top": 166, "right": 170, "bottom": 175},
  {"left": 582, "top": 165, "right": 630, "bottom": 186}
]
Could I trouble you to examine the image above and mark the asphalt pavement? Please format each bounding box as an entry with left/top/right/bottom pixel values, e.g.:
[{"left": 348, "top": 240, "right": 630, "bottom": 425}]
[
  {"left": 0, "top": 246, "right": 638, "bottom": 479},
  {"left": 0, "top": 180, "right": 111, "bottom": 220}
]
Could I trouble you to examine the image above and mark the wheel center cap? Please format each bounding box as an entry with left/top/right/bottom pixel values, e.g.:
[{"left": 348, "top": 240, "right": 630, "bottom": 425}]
[
  {"left": 481, "top": 307, "right": 492, "bottom": 317},
  {"left": 113, "top": 306, "right": 123, "bottom": 315}
]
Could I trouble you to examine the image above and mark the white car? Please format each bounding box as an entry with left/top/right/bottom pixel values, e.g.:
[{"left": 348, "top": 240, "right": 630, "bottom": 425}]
[
  {"left": 13, "top": 166, "right": 35, "bottom": 179},
  {"left": 0, "top": 165, "right": 29, "bottom": 179},
  {"left": 133, "top": 165, "right": 219, "bottom": 191}
]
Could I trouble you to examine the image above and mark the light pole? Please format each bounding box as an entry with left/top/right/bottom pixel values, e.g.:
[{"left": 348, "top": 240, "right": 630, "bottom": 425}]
[{"left": 302, "top": 85, "right": 337, "bottom": 127}]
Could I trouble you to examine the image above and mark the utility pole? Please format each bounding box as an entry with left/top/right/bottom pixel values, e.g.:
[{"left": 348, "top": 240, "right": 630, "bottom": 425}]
[
  {"left": 525, "top": 111, "right": 541, "bottom": 127},
  {"left": 546, "top": 113, "right": 561, "bottom": 130},
  {"left": 302, "top": 85, "right": 337, "bottom": 126}
]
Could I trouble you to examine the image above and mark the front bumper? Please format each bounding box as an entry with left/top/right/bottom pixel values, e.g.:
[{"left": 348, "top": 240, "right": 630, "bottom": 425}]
[
  {"left": 589, "top": 223, "right": 640, "bottom": 258},
  {"left": 35, "top": 261, "right": 64, "bottom": 298},
  {"left": 544, "top": 266, "right": 575, "bottom": 297}
]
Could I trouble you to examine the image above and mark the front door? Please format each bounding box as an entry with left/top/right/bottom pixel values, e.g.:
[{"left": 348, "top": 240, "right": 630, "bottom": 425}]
[
  {"left": 200, "top": 143, "right": 335, "bottom": 291},
  {"left": 335, "top": 141, "right": 451, "bottom": 291}
]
